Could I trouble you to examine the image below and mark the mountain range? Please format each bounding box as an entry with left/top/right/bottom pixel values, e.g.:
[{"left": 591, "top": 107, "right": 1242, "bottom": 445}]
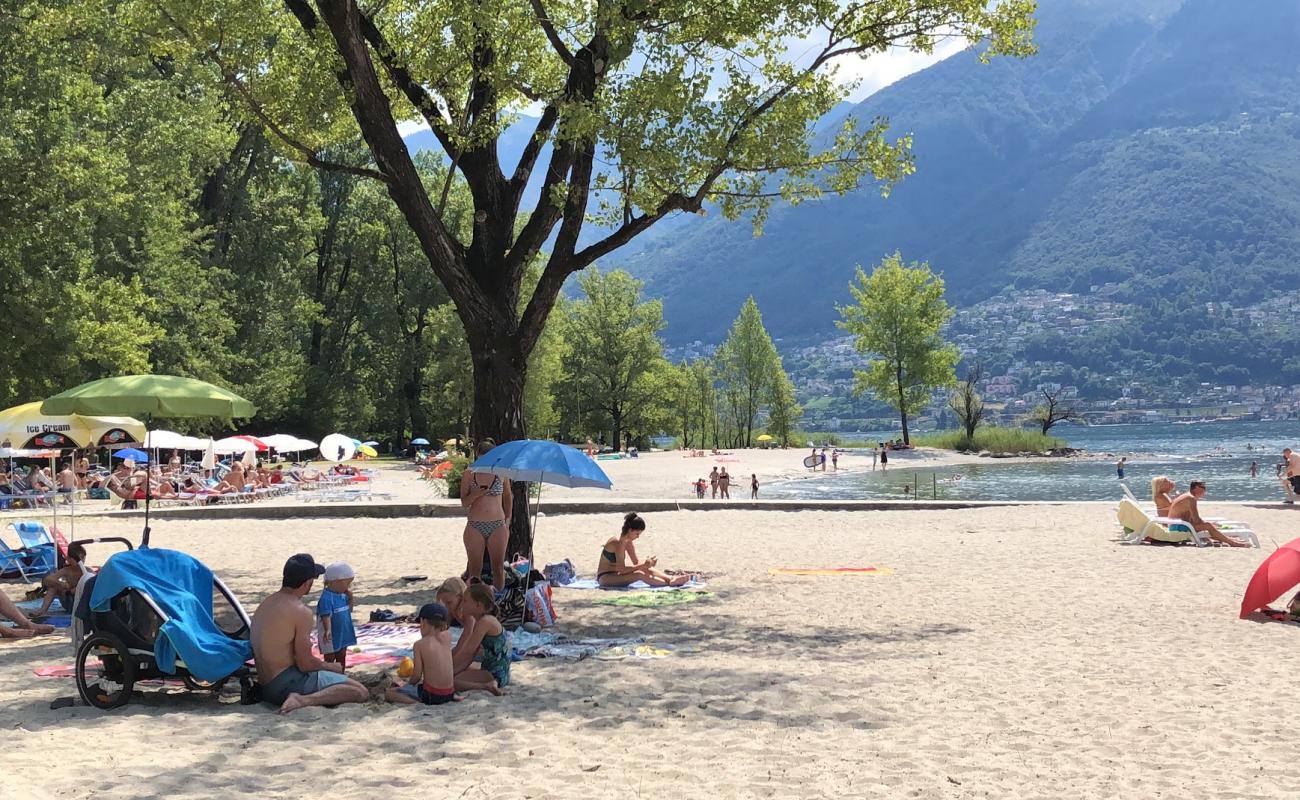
[{"left": 601, "top": 0, "right": 1300, "bottom": 348}]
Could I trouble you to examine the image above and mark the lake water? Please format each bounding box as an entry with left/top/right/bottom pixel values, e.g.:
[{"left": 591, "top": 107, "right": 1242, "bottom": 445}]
[{"left": 766, "top": 420, "right": 1299, "bottom": 501}]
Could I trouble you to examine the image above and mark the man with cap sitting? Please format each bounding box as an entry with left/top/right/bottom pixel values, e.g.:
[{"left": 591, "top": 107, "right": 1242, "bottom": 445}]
[{"left": 251, "top": 553, "right": 370, "bottom": 713}]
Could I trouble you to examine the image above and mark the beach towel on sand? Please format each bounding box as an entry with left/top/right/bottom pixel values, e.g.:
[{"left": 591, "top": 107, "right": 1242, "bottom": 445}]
[
  {"left": 88, "top": 548, "right": 251, "bottom": 682},
  {"left": 769, "top": 567, "right": 893, "bottom": 577},
  {"left": 591, "top": 591, "right": 714, "bottom": 608}
]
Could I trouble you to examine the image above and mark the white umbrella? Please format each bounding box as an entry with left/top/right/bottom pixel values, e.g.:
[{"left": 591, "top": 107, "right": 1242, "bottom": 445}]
[
  {"left": 319, "top": 433, "right": 355, "bottom": 462},
  {"left": 143, "top": 429, "right": 189, "bottom": 449},
  {"left": 293, "top": 438, "right": 318, "bottom": 452},
  {"left": 259, "top": 434, "right": 302, "bottom": 451},
  {"left": 241, "top": 448, "right": 256, "bottom": 468},
  {"left": 201, "top": 439, "right": 216, "bottom": 470},
  {"left": 213, "top": 436, "right": 258, "bottom": 454},
  {"left": 179, "top": 435, "right": 208, "bottom": 450}
]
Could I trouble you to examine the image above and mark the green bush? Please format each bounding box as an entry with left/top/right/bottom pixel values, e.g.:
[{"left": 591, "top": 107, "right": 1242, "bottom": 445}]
[
  {"left": 443, "top": 454, "right": 471, "bottom": 496},
  {"left": 913, "top": 427, "right": 1067, "bottom": 453}
]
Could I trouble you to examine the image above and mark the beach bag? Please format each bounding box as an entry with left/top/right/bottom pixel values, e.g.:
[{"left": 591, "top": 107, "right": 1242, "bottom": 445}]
[
  {"left": 542, "top": 558, "right": 577, "bottom": 586},
  {"left": 87, "top": 488, "right": 110, "bottom": 500},
  {"left": 525, "top": 581, "right": 557, "bottom": 627}
]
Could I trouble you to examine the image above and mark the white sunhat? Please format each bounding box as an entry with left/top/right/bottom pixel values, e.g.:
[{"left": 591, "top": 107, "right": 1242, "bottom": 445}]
[{"left": 324, "top": 562, "right": 356, "bottom": 582}]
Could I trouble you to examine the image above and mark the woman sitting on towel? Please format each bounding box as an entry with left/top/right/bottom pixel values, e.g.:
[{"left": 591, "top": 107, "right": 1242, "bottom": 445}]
[
  {"left": 597, "top": 513, "right": 690, "bottom": 588},
  {"left": 1151, "top": 476, "right": 1176, "bottom": 517}
]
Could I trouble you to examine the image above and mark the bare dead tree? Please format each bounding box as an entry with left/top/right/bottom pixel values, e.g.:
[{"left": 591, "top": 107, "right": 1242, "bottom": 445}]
[
  {"left": 947, "top": 362, "right": 985, "bottom": 445},
  {"left": 1028, "top": 386, "right": 1077, "bottom": 436}
]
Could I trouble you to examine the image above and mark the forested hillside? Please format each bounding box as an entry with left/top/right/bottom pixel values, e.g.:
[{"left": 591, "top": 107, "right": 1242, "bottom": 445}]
[{"left": 614, "top": 0, "right": 1300, "bottom": 355}]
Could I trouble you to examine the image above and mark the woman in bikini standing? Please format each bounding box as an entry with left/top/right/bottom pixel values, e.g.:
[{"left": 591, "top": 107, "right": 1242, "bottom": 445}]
[
  {"left": 596, "top": 513, "right": 690, "bottom": 587},
  {"left": 460, "top": 440, "right": 512, "bottom": 591}
]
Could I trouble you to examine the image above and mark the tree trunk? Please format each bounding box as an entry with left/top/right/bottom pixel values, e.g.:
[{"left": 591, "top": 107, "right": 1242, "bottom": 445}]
[
  {"left": 466, "top": 324, "right": 532, "bottom": 558},
  {"left": 896, "top": 367, "right": 911, "bottom": 445},
  {"left": 611, "top": 409, "right": 623, "bottom": 455}
]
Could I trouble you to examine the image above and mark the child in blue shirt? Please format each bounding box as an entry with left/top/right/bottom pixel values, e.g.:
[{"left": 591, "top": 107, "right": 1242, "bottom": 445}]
[{"left": 316, "top": 562, "right": 357, "bottom": 671}]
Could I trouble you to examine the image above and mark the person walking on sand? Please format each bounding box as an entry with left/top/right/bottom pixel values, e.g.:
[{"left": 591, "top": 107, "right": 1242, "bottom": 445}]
[
  {"left": 831, "top": 450, "right": 839, "bottom": 471},
  {"left": 718, "top": 468, "right": 731, "bottom": 499},
  {"left": 879, "top": 445, "right": 888, "bottom": 471},
  {"left": 1281, "top": 448, "right": 1300, "bottom": 505},
  {"left": 872, "top": 446, "right": 878, "bottom": 471},
  {"left": 709, "top": 467, "right": 719, "bottom": 499},
  {"left": 1116, "top": 457, "right": 1126, "bottom": 480},
  {"left": 751, "top": 473, "right": 759, "bottom": 499},
  {"left": 251, "top": 554, "right": 369, "bottom": 713}
]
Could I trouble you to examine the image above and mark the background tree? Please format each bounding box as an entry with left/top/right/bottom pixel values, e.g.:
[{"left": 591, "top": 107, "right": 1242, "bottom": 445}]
[
  {"left": 560, "top": 270, "right": 667, "bottom": 450},
  {"left": 716, "top": 298, "right": 781, "bottom": 447},
  {"left": 132, "top": 0, "right": 1035, "bottom": 552},
  {"left": 837, "top": 252, "right": 959, "bottom": 445},
  {"left": 765, "top": 369, "right": 803, "bottom": 447},
  {"left": 1027, "top": 387, "right": 1077, "bottom": 436},
  {"left": 948, "top": 362, "right": 986, "bottom": 445}
]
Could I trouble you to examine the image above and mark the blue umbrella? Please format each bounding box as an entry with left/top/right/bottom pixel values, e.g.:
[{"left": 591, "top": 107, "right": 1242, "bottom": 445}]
[
  {"left": 411, "top": 437, "right": 430, "bottom": 446},
  {"left": 362, "top": 440, "right": 379, "bottom": 447},
  {"left": 470, "top": 439, "right": 612, "bottom": 489},
  {"left": 112, "top": 447, "right": 149, "bottom": 463},
  {"left": 470, "top": 440, "right": 612, "bottom": 571}
]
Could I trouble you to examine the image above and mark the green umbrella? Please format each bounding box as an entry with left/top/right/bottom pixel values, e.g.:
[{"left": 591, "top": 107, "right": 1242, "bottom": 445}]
[
  {"left": 41, "top": 375, "right": 256, "bottom": 545},
  {"left": 41, "top": 375, "right": 256, "bottom": 419}
]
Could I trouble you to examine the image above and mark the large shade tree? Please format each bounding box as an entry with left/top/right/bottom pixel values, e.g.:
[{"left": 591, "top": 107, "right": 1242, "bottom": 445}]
[{"left": 137, "top": 0, "right": 1036, "bottom": 550}]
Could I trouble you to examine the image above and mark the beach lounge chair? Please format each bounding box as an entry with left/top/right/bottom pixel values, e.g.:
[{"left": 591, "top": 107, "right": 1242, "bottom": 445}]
[
  {"left": 0, "top": 537, "right": 45, "bottom": 581},
  {"left": 1115, "top": 499, "right": 1258, "bottom": 547},
  {"left": 1118, "top": 485, "right": 1254, "bottom": 533},
  {"left": 1116, "top": 499, "right": 1197, "bottom": 544},
  {"left": 8, "top": 521, "right": 56, "bottom": 576}
]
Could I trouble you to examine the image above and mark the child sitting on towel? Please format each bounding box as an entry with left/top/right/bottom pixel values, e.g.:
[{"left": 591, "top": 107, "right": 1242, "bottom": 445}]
[
  {"left": 452, "top": 584, "right": 509, "bottom": 695},
  {"left": 385, "top": 603, "right": 459, "bottom": 706},
  {"left": 317, "top": 562, "right": 358, "bottom": 671}
]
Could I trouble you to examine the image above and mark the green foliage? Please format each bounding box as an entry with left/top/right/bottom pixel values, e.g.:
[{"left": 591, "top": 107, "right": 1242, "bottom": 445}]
[
  {"left": 913, "top": 427, "right": 1066, "bottom": 453},
  {"left": 557, "top": 269, "right": 668, "bottom": 447},
  {"left": 716, "top": 297, "right": 781, "bottom": 447},
  {"left": 764, "top": 369, "right": 802, "bottom": 446},
  {"left": 837, "top": 253, "right": 959, "bottom": 444},
  {"left": 442, "top": 453, "right": 472, "bottom": 497}
]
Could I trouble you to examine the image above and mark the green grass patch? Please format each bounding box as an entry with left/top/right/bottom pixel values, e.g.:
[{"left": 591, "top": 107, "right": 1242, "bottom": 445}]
[{"left": 913, "top": 427, "right": 1067, "bottom": 454}]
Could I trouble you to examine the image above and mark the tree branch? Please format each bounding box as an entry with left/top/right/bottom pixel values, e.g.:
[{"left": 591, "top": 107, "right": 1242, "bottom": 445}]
[
  {"left": 307, "top": 0, "right": 483, "bottom": 320},
  {"left": 572, "top": 192, "right": 695, "bottom": 270},
  {"left": 508, "top": 104, "right": 559, "bottom": 204},
  {"left": 156, "top": 3, "right": 388, "bottom": 183},
  {"left": 530, "top": 0, "right": 574, "bottom": 65},
  {"left": 355, "top": 9, "right": 460, "bottom": 161}
]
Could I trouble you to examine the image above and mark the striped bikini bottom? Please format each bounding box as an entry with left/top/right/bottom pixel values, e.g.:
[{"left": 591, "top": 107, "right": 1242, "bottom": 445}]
[{"left": 468, "top": 519, "right": 505, "bottom": 538}]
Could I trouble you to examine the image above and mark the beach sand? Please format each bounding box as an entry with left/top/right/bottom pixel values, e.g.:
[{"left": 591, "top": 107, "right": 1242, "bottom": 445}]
[{"left": 4, "top": 501, "right": 1299, "bottom": 799}]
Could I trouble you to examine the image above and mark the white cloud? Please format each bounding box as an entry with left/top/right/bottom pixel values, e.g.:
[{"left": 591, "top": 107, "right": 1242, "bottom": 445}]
[{"left": 835, "top": 39, "right": 968, "bottom": 101}]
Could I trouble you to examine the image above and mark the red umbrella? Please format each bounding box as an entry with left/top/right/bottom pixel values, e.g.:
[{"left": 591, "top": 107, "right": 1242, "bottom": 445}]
[
  {"left": 1240, "top": 537, "right": 1300, "bottom": 618},
  {"left": 233, "top": 434, "right": 269, "bottom": 452}
]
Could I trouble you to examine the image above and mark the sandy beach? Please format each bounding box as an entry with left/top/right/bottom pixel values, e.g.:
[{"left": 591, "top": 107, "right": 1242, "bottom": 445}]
[{"left": 4, "top": 498, "right": 1300, "bottom": 799}]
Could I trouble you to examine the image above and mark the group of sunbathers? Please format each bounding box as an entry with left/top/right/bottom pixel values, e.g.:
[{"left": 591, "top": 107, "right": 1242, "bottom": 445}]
[
  {"left": 1151, "top": 475, "right": 1250, "bottom": 547},
  {"left": 250, "top": 556, "right": 512, "bottom": 714}
]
